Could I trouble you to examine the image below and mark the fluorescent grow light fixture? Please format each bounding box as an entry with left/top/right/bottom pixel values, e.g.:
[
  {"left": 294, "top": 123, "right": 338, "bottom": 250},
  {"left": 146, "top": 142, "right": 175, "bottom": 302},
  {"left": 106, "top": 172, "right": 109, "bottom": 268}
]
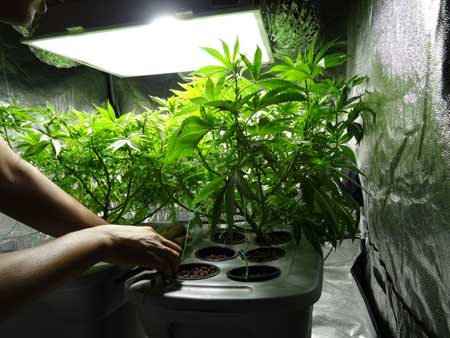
[{"left": 24, "top": 9, "right": 272, "bottom": 77}]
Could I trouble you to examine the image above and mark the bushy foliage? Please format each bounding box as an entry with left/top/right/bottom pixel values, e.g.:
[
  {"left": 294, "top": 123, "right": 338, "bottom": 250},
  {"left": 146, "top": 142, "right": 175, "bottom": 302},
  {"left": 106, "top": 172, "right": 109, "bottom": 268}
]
[
  {"left": 0, "top": 103, "right": 168, "bottom": 224},
  {"left": 261, "top": 0, "right": 320, "bottom": 59},
  {"left": 158, "top": 39, "right": 372, "bottom": 250},
  {"left": 0, "top": 38, "right": 372, "bottom": 251}
]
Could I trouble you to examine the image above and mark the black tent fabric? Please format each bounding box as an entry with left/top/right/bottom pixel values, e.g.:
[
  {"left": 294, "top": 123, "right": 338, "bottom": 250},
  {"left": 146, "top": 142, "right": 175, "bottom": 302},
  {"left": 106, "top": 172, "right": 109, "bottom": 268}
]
[{"left": 0, "top": 24, "right": 107, "bottom": 111}]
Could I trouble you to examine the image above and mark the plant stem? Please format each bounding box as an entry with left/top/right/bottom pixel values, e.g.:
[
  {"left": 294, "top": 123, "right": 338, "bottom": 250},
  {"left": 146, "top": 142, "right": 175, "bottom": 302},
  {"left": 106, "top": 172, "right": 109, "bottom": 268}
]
[
  {"left": 196, "top": 146, "right": 221, "bottom": 176},
  {"left": 110, "top": 171, "right": 134, "bottom": 223},
  {"left": 90, "top": 139, "right": 112, "bottom": 219}
]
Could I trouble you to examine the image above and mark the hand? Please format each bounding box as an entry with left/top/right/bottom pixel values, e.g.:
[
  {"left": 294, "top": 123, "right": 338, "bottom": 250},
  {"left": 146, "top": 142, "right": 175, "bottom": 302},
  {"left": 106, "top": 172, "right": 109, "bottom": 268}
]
[
  {"left": 94, "top": 224, "right": 182, "bottom": 276},
  {"left": 157, "top": 224, "right": 188, "bottom": 247}
]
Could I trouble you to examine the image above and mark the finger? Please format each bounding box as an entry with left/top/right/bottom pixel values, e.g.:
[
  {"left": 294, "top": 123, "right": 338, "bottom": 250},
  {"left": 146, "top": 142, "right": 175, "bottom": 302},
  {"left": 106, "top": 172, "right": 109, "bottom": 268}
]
[
  {"left": 145, "top": 227, "right": 182, "bottom": 253},
  {"left": 169, "top": 224, "right": 187, "bottom": 237},
  {"left": 172, "top": 237, "right": 185, "bottom": 247},
  {"left": 147, "top": 244, "right": 181, "bottom": 274},
  {"left": 159, "top": 253, "right": 180, "bottom": 277},
  {"left": 142, "top": 251, "right": 175, "bottom": 276},
  {"left": 159, "top": 224, "right": 186, "bottom": 240},
  {"left": 158, "top": 236, "right": 183, "bottom": 254}
]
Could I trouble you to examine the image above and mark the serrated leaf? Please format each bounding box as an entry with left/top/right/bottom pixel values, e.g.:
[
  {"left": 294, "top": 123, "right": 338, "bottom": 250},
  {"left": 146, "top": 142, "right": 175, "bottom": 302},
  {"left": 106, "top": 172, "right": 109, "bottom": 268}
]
[
  {"left": 201, "top": 47, "right": 230, "bottom": 68},
  {"left": 107, "top": 101, "right": 117, "bottom": 119},
  {"left": 270, "top": 64, "right": 291, "bottom": 73},
  {"left": 23, "top": 141, "right": 50, "bottom": 157},
  {"left": 221, "top": 40, "right": 231, "bottom": 63},
  {"left": 259, "top": 92, "right": 307, "bottom": 109},
  {"left": 150, "top": 96, "right": 168, "bottom": 108},
  {"left": 109, "top": 139, "right": 127, "bottom": 152},
  {"left": 240, "top": 54, "right": 254, "bottom": 80},
  {"left": 321, "top": 53, "right": 348, "bottom": 68},
  {"left": 166, "top": 116, "right": 213, "bottom": 162},
  {"left": 234, "top": 171, "right": 257, "bottom": 201},
  {"left": 206, "top": 100, "right": 234, "bottom": 112},
  {"left": 214, "top": 74, "right": 227, "bottom": 97},
  {"left": 232, "top": 37, "right": 240, "bottom": 63},
  {"left": 257, "top": 78, "right": 297, "bottom": 90},
  {"left": 126, "top": 140, "right": 141, "bottom": 152},
  {"left": 347, "top": 123, "right": 364, "bottom": 143},
  {"left": 51, "top": 139, "right": 62, "bottom": 157},
  {"left": 253, "top": 46, "right": 262, "bottom": 80},
  {"left": 191, "top": 176, "right": 226, "bottom": 206},
  {"left": 94, "top": 103, "right": 116, "bottom": 122},
  {"left": 313, "top": 39, "right": 336, "bottom": 65},
  {"left": 194, "top": 65, "right": 228, "bottom": 75},
  {"left": 190, "top": 97, "right": 209, "bottom": 105},
  {"left": 205, "top": 78, "right": 215, "bottom": 100},
  {"left": 307, "top": 35, "right": 317, "bottom": 64},
  {"left": 211, "top": 187, "right": 226, "bottom": 232}
]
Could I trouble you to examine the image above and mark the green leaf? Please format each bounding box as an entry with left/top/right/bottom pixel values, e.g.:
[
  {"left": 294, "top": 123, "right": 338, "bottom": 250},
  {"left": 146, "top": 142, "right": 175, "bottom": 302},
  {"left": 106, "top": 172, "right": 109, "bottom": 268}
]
[
  {"left": 211, "top": 186, "right": 226, "bottom": 232},
  {"left": 307, "top": 34, "right": 317, "bottom": 64},
  {"left": 232, "top": 38, "right": 240, "bottom": 63},
  {"left": 240, "top": 54, "right": 255, "bottom": 80},
  {"left": 257, "top": 78, "right": 297, "bottom": 90},
  {"left": 190, "top": 97, "right": 209, "bottom": 105},
  {"left": 126, "top": 140, "right": 141, "bottom": 152},
  {"left": 166, "top": 116, "right": 214, "bottom": 162},
  {"left": 214, "top": 74, "right": 227, "bottom": 97},
  {"left": 194, "top": 65, "right": 228, "bottom": 75},
  {"left": 205, "top": 78, "right": 215, "bottom": 100},
  {"left": 206, "top": 100, "right": 234, "bottom": 112},
  {"left": 235, "top": 90, "right": 262, "bottom": 110},
  {"left": 234, "top": 171, "right": 257, "bottom": 201},
  {"left": 191, "top": 176, "right": 226, "bottom": 206},
  {"left": 150, "top": 96, "right": 169, "bottom": 108},
  {"left": 312, "top": 39, "right": 336, "bottom": 65},
  {"left": 23, "top": 141, "right": 50, "bottom": 157},
  {"left": 320, "top": 53, "right": 348, "bottom": 68},
  {"left": 253, "top": 47, "right": 262, "bottom": 80},
  {"left": 221, "top": 40, "right": 231, "bottom": 63},
  {"left": 259, "top": 92, "right": 307, "bottom": 109},
  {"left": 347, "top": 123, "right": 364, "bottom": 143},
  {"left": 281, "top": 55, "right": 296, "bottom": 68},
  {"left": 109, "top": 139, "right": 127, "bottom": 152},
  {"left": 94, "top": 103, "right": 116, "bottom": 122},
  {"left": 51, "top": 139, "right": 62, "bottom": 157},
  {"left": 270, "top": 64, "right": 291, "bottom": 73},
  {"left": 201, "top": 47, "right": 230, "bottom": 68}
]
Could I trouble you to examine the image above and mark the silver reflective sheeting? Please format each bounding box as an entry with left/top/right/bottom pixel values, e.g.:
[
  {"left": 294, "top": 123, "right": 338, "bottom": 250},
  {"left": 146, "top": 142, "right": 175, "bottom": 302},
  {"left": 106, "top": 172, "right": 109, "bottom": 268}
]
[
  {"left": 348, "top": 0, "right": 450, "bottom": 337},
  {"left": 313, "top": 240, "right": 377, "bottom": 338}
]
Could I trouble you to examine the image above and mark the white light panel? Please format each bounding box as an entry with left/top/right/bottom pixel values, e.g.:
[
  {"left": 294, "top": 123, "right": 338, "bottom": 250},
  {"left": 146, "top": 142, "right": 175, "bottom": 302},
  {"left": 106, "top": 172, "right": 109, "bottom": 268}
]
[{"left": 25, "top": 10, "right": 272, "bottom": 77}]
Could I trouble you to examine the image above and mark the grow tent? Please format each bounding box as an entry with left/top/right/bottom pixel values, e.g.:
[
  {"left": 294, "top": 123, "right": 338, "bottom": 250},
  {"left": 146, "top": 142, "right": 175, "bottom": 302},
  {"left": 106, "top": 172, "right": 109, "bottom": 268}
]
[{"left": 1, "top": 0, "right": 449, "bottom": 338}]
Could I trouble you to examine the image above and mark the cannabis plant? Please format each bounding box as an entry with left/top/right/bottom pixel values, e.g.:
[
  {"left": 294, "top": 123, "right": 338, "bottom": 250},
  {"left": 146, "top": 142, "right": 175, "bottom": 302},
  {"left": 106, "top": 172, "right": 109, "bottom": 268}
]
[
  {"left": 260, "top": 0, "right": 319, "bottom": 59},
  {"left": 160, "top": 39, "right": 371, "bottom": 250},
  {"left": 0, "top": 103, "right": 168, "bottom": 224}
]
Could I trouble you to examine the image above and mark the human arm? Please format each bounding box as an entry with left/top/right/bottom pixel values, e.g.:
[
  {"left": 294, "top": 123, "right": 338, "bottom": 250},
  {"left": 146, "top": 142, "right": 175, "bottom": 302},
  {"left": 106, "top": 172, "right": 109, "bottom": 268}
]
[
  {"left": 0, "top": 139, "right": 187, "bottom": 243},
  {"left": 0, "top": 139, "right": 107, "bottom": 237},
  {"left": 0, "top": 224, "right": 181, "bottom": 320}
]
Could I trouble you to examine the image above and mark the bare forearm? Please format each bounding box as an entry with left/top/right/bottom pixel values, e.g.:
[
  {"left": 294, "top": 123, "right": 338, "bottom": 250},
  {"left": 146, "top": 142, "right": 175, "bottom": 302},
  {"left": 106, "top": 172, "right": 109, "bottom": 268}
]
[
  {"left": 0, "top": 140, "right": 107, "bottom": 236},
  {"left": 0, "top": 227, "right": 108, "bottom": 319},
  {"left": 0, "top": 223, "right": 182, "bottom": 320}
]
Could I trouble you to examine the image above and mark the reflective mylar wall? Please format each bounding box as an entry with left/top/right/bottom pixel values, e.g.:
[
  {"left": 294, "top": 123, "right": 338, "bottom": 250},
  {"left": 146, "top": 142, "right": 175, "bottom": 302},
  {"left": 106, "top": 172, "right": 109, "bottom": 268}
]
[{"left": 348, "top": 1, "right": 450, "bottom": 337}]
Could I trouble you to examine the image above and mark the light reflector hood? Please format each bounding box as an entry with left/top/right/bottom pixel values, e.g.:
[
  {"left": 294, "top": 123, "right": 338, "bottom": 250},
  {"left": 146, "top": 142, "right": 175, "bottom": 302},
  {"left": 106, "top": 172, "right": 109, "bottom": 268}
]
[{"left": 24, "top": 9, "right": 272, "bottom": 77}]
